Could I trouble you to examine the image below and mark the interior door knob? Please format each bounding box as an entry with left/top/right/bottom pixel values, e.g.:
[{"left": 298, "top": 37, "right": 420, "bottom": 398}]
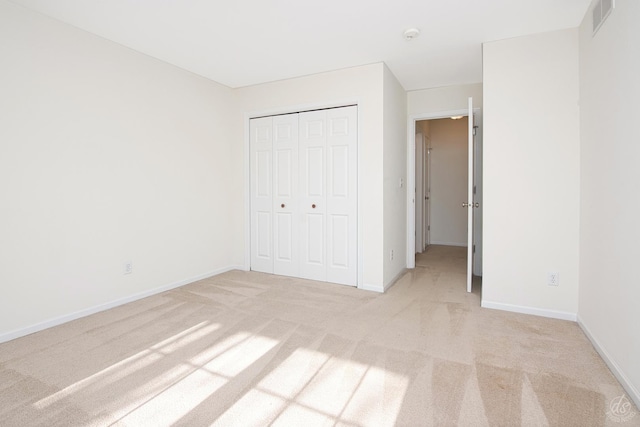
[
  {"left": 281, "top": 203, "right": 285, "bottom": 208},
  {"left": 312, "top": 204, "right": 316, "bottom": 209},
  {"left": 462, "top": 202, "right": 469, "bottom": 208},
  {"left": 474, "top": 202, "right": 479, "bottom": 208}
]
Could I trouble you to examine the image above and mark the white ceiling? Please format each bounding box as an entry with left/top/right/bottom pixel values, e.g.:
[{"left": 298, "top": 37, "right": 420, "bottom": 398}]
[{"left": 9, "top": 0, "right": 592, "bottom": 90}]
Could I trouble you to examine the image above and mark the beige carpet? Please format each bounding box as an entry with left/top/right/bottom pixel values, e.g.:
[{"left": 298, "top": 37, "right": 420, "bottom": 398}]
[{"left": 0, "top": 245, "right": 637, "bottom": 426}]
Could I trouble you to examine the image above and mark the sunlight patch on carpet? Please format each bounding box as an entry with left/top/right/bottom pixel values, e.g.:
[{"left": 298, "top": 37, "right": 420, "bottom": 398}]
[{"left": 33, "top": 321, "right": 219, "bottom": 409}]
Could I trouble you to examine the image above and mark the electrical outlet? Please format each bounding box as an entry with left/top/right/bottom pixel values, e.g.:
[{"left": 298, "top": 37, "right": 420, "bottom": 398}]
[
  {"left": 390, "top": 249, "right": 394, "bottom": 261},
  {"left": 547, "top": 272, "right": 559, "bottom": 286},
  {"left": 124, "top": 261, "right": 133, "bottom": 275}
]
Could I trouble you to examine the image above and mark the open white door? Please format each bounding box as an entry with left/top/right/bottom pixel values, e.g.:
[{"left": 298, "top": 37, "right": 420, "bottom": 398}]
[{"left": 465, "top": 97, "right": 474, "bottom": 293}]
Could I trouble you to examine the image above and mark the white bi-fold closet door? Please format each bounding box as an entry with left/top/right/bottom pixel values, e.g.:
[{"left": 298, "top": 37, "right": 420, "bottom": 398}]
[{"left": 250, "top": 105, "right": 357, "bottom": 286}]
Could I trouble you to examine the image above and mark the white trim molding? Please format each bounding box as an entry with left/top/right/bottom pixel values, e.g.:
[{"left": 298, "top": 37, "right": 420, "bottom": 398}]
[
  {"left": 385, "top": 268, "right": 408, "bottom": 292},
  {"left": 0, "top": 265, "right": 242, "bottom": 344},
  {"left": 481, "top": 300, "right": 577, "bottom": 321},
  {"left": 429, "top": 241, "right": 466, "bottom": 247},
  {"left": 359, "top": 283, "right": 385, "bottom": 293},
  {"left": 359, "top": 268, "right": 408, "bottom": 293},
  {"left": 578, "top": 315, "right": 640, "bottom": 410}
]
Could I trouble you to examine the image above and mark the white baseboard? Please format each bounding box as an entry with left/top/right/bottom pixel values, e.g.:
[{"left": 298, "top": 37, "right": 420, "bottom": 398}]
[
  {"left": 384, "top": 268, "right": 408, "bottom": 292},
  {"left": 481, "top": 300, "right": 577, "bottom": 321},
  {"left": 359, "top": 283, "right": 384, "bottom": 293},
  {"left": 358, "top": 268, "right": 408, "bottom": 294},
  {"left": 578, "top": 315, "right": 640, "bottom": 410},
  {"left": 0, "top": 265, "right": 242, "bottom": 344},
  {"left": 429, "top": 241, "right": 466, "bottom": 247}
]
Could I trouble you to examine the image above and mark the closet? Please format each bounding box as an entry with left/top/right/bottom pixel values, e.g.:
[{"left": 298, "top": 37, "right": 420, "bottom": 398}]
[{"left": 250, "top": 105, "right": 357, "bottom": 286}]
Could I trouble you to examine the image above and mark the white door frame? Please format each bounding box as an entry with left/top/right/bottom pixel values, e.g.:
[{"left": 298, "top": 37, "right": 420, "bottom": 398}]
[
  {"left": 244, "top": 100, "right": 364, "bottom": 289},
  {"left": 466, "top": 97, "right": 474, "bottom": 292},
  {"left": 406, "top": 108, "right": 481, "bottom": 269},
  {"left": 415, "top": 131, "right": 424, "bottom": 253},
  {"left": 423, "top": 138, "right": 431, "bottom": 249}
]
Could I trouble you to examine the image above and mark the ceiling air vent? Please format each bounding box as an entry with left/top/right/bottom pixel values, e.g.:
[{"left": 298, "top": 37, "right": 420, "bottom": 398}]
[{"left": 593, "top": 0, "right": 614, "bottom": 35}]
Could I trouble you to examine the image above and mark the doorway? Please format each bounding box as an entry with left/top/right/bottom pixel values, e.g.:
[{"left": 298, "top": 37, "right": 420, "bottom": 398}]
[
  {"left": 415, "top": 117, "right": 469, "bottom": 251},
  {"left": 406, "top": 104, "right": 483, "bottom": 290}
]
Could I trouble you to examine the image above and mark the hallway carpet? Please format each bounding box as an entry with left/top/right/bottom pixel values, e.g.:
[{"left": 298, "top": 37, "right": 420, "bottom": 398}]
[{"left": 0, "top": 246, "right": 637, "bottom": 426}]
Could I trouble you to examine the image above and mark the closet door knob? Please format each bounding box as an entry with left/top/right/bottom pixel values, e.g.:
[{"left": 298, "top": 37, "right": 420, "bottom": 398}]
[
  {"left": 281, "top": 203, "right": 285, "bottom": 208},
  {"left": 312, "top": 204, "right": 316, "bottom": 209}
]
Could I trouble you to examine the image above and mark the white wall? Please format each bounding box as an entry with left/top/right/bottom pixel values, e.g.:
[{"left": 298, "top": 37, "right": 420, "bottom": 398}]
[
  {"left": 235, "top": 64, "right": 386, "bottom": 290},
  {"left": 429, "top": 118, "right": 468, "bottom": 246},
  {"left": 0, "top": 3, "right": 404, "bottom": 340},
  {"left": 382, "top": 65, "right": 408, "bottom": 287},
  {"left": 482, "top": 29, "right": 580, "bottom": 319},
  {"left": 408, "top": 83, "right": 483, "bottom": 116},
  {"left": 578, "top": 0, "right": 640, "bottom": 405},
  {"left": 0, "top": 1, "right": 240, "bottom": 340}
]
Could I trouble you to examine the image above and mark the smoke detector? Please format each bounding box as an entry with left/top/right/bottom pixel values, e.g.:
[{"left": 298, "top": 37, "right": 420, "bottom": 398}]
[{"left": 403, "top": 28, "right": 420, "bottom": 41}]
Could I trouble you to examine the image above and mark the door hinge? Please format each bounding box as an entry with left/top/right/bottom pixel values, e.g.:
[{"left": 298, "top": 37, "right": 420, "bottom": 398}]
[
  {"left": 473, "top": 185, "right": 476, "bottom": 195},
  {"left": 473, "top": 244, "right": 476, "bottom": 253},
  {"left": 473, "top": 125, "right": 478, "bottom": 136},
  {"left": 428, "top": 225, "right": 430, "bottom": 231}
]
